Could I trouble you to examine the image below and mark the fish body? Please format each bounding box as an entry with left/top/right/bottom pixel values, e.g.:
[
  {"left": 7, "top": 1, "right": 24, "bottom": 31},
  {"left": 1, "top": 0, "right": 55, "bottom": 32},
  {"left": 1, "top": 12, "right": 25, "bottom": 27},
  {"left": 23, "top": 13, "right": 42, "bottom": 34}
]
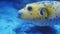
[{"left": 18, "top": 1, "right": 60, "bottom": 26}]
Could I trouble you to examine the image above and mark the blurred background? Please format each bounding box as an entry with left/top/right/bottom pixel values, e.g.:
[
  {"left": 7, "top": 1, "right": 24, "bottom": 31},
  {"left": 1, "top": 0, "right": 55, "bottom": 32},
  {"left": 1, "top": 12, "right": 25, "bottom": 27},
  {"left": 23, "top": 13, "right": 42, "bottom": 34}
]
[{"left": 0, "top": 0, "right": 60, "bottom": 34}]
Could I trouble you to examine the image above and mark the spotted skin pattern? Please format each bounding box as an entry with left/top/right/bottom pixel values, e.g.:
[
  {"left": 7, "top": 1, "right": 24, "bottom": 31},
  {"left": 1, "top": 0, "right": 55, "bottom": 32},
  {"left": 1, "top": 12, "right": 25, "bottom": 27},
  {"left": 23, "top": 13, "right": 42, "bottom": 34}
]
[{"left": 18, "top": 1, "right": 60, "bottom": 26}]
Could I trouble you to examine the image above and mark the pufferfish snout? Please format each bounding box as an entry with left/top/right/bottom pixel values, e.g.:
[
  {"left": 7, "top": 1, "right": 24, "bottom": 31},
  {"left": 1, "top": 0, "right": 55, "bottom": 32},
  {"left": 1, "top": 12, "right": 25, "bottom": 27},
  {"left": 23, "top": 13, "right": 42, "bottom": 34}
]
[
  {"left": 18, "top": 6, "right": 32, "bottom": 18},
  {"left": 18, "top": 11, "right": 23, "bottom": 18}
]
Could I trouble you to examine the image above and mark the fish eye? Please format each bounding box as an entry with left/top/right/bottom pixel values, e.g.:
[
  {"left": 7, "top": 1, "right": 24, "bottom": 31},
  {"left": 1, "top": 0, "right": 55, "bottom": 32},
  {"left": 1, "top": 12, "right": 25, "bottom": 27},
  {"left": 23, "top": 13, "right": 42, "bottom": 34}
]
[
  {"left": 40, "top": 8, "right": 44, "bottom": 16},
  {"left": 27, "top": 6, "right": 32, "bottom": 11}
]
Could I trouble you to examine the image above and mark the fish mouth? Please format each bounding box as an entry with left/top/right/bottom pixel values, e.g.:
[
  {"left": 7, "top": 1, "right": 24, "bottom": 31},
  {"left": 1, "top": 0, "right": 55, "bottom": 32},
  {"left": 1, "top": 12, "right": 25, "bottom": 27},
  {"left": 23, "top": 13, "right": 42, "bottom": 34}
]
[{"left": 18, "top": 11, "right": 23, "bottom": 18}]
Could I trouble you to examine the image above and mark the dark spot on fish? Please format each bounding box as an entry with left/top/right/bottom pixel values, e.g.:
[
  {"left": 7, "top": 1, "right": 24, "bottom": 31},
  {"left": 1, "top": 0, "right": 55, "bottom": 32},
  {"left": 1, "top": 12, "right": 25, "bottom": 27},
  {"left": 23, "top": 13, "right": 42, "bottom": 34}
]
[
  {"left": 45, "top": 17, "right": 48, "bottom": 19},
  {"left": 37, "top": 18, "right": 41, "bottom": 20},
  {"left": 33, "top": 18, "right": 36, "bottom": 21},
  {"left": 38, "top": 3, "right": 40, "bottom": 4},
  {"left": 55, "top": 2, "right": 57, "bottom": 4},
  {"left": 56, "top": 16, "right": 58, "bottom": 18},
  {"left": 30, "top": 13, "right": 32, "bottom": 15},
  {"left": 42, "top": 2, "right": 46, "bottom": 6},
  {"left": 49, "top": 6, "right": 52, "bottom": 8},
  {"left": 39, "top": 18, "right": 41, "bottom": 20},
  {"left": 49, "top": 19, "right": 52, "bottom": 21}
]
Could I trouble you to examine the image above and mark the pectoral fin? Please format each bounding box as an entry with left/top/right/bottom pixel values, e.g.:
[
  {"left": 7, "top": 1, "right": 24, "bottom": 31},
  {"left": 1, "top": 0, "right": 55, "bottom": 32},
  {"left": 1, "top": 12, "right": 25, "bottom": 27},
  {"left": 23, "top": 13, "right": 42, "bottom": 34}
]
[{"left": 45, "top": 5, "right": 55, "bottom": 19}]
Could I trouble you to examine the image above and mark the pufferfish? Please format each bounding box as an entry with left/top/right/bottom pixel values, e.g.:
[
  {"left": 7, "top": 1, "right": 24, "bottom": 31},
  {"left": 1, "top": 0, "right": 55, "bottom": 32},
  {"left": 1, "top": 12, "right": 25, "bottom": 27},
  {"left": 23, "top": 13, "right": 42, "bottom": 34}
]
[{"left": 18, "top": 1, "right": 60, "bottom": 26}]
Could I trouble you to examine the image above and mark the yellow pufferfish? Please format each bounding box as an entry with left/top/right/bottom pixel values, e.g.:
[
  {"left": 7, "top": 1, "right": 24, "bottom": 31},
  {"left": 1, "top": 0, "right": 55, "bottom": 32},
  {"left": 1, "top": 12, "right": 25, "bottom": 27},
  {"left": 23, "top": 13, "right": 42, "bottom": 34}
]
[{"left": 18, "top": 1, "right": 60, "bottom": 26}]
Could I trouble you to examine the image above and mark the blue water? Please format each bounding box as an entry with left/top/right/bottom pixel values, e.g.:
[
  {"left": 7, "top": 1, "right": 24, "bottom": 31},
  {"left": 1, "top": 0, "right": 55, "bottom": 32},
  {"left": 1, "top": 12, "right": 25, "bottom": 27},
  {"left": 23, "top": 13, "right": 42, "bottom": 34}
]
[{"left": 0, "top": 0, "right": 60, "bottom": 34}]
